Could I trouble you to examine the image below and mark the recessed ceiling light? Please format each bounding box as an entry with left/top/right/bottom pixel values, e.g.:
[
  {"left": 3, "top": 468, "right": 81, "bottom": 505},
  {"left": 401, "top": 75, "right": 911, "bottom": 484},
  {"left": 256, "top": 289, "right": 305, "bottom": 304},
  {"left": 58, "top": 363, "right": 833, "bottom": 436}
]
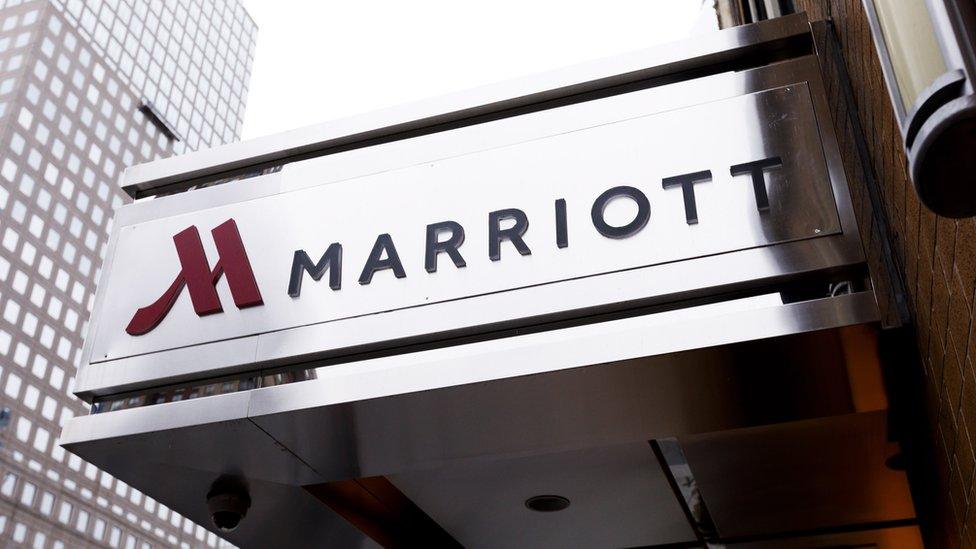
[{"left": 525, "top": 495, "right": 571, "bottom": 512}]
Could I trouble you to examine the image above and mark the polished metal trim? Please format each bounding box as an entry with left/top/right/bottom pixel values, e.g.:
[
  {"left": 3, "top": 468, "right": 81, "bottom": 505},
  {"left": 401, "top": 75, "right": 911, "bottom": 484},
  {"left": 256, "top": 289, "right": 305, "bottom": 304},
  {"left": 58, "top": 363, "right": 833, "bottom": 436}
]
[
  {"left": 119, "top": 13, "right": 813, "bottom": 197},
  {"left": 63, "top": 290, "right": 880, "bottom": 447}
]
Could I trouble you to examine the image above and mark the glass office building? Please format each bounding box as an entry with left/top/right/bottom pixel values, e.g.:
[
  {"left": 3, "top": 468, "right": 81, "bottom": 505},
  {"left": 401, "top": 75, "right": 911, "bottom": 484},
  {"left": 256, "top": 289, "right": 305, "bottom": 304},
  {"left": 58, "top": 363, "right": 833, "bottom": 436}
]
[{"left": 0, "top": 0, "right": 256, "bottom": 547}]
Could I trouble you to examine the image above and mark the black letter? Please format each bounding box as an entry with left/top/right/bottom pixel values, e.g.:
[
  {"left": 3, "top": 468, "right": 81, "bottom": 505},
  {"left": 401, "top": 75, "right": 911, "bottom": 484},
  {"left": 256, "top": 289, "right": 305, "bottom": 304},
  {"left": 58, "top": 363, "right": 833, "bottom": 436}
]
[
  {"left": 425, "top": 221, "right": 466, "bottom": 273},
  {"left": 288, "top": 244, "right": 342, "bottom": 297},
  {"left": 555, "top": 199, "right": 568, "bottom": 248},
  {"left": 488, "top": 208, "right": 531, "bottom": 261},
  {"left": 662, "top": 170, "right": 712, "bottom": 225},
  {"left": 590, "top": 186, "right": 650, "bottom": 239},
  {"left": 730, "top": 156, "right": 782, "bottom": 212},
  {"left": 359, "top": 233, "right": 406, "bottom": 285}
]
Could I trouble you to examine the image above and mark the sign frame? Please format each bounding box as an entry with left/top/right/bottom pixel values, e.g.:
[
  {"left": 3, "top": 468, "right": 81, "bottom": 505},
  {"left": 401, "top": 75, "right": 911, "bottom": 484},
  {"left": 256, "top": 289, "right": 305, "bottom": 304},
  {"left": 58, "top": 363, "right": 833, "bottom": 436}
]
[{"left": 76, "top": 54, "right": 863, "bottom": 399}]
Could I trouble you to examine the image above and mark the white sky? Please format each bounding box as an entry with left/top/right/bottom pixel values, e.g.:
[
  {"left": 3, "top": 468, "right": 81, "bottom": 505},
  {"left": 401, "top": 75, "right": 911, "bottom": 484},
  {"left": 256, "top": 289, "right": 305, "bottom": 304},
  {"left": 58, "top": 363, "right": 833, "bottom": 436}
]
[{"left": 239, "top": 0, "right": 716, "bottom": 140}]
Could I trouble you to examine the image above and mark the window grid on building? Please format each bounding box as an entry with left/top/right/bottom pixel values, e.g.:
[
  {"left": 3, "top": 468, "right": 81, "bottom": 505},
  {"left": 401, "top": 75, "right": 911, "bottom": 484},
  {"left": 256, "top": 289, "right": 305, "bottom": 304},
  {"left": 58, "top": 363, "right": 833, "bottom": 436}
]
[
  {"left": 49, "top": 0, "right": 256, "bottom": 154},
  {"left": 0, "top": 0, "right": 254, "bottom": 547}
]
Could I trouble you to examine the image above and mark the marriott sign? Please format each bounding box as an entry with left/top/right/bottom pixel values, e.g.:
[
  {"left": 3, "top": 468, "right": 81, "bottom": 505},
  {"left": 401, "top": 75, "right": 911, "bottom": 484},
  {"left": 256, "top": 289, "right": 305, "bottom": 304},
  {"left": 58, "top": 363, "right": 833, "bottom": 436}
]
[
  {"left": 130, "top": 156, "right": 786, "bottom": 336},
  {"left": 78, "top": 80, "right": 855, "bottom": 393}
]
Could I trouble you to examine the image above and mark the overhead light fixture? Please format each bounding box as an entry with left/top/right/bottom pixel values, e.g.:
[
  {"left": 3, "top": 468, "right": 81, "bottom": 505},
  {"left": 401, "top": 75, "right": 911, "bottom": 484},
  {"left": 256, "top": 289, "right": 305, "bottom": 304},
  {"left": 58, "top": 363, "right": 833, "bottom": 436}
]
[{"left": 864, "top": 0, "right": 976, "bottom": 217}]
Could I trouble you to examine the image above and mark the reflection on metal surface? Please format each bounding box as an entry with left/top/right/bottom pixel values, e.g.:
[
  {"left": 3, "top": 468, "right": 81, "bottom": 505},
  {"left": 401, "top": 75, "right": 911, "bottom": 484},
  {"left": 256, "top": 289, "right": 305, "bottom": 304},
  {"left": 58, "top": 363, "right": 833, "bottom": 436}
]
[
  {"left": 89, "top": 369, "right": 317, "bottom": 414},
  {"left": 304, "top": 477, "right": 461, "bottom": 548},
  {"left": 654, "top": 438, "right": 719, "bottom": 541},
  {"left": 726, "top": 525, "right": 923, "bottom": 548},
  {"left": 678, "top": 412, "right": 915, "bottom": 540},
  {"left": 66, "top": 291, "right": 882, "bottom": 472},
  {"left": 92, "top": 290, "right": 876, "bottom": 417},
  {"left": 84, "top": 291, "right": 833, "bottom": 413}
]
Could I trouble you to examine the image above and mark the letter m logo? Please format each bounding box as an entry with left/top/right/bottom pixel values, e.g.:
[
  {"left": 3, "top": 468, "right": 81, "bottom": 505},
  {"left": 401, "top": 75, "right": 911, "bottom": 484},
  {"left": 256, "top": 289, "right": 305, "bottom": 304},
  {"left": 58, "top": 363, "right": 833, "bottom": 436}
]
[{"left": 126, "top": 219, "right": 263, "bottom": 336}]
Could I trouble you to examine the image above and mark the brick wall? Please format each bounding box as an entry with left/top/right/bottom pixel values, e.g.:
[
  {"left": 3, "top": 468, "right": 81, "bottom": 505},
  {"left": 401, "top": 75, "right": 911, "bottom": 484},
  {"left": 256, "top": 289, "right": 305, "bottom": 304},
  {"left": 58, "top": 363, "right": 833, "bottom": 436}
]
[{"left": 787, "top": 2, "right": 976, "bottom": 547}]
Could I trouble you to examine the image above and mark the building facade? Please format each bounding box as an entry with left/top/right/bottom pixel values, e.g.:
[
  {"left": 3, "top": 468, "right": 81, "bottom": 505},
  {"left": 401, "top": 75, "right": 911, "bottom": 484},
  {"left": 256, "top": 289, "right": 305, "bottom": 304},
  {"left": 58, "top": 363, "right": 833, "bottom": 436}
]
[{"left": 0, "top": 0, "right": 255, "bottom": 547}]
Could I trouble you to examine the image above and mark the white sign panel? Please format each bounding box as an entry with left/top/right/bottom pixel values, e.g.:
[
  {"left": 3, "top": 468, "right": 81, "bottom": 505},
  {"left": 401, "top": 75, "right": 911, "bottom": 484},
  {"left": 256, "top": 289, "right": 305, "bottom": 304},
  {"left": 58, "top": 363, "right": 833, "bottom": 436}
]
[{"left": 87, "top": 83, "right": 840, "bottom": 371}]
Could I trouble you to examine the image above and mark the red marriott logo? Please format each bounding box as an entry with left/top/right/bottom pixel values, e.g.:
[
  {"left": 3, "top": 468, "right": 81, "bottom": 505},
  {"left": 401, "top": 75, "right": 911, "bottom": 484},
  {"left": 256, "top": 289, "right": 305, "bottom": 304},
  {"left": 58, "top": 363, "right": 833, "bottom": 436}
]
[{"left": 126, "top": 219, "right": 263, "bottom": 336}]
